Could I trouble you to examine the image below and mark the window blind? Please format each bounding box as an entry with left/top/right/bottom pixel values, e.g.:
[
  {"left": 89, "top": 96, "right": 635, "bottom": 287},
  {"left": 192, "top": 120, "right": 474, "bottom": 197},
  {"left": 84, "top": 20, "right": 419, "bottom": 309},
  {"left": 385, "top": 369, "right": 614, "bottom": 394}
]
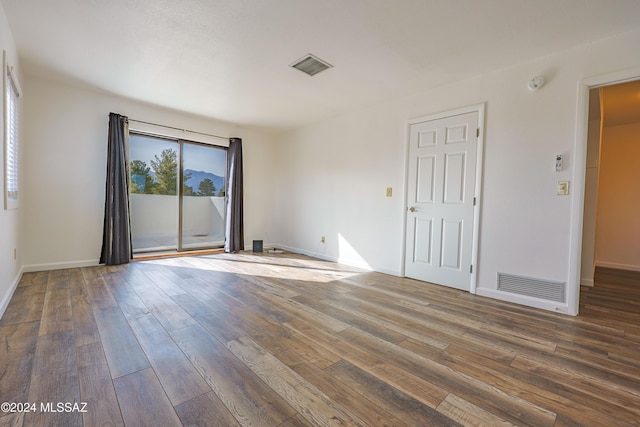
[{"left": 6, "top": 73, "right": 19, "bottom": 200}]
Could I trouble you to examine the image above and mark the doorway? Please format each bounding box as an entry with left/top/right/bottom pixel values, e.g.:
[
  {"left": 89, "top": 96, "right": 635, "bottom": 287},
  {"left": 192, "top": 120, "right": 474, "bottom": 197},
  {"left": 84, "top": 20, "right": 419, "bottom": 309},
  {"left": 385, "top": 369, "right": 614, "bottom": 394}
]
[
  {"left": 580, "top": 79, "right": 640, "bottom": 287},
  {"left": 404, "top": 105, "right": 484, "bottom": 292},
  {"left": 128, "top": 132, "right": 227, "bottom": 253}
]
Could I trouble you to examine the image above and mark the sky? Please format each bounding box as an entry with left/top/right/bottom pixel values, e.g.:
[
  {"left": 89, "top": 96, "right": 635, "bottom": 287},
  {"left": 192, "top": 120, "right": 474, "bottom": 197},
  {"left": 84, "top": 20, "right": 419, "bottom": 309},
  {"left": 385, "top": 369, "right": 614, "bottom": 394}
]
[{"left": 129, "top": 133, "right": 226, "bottom": 176}]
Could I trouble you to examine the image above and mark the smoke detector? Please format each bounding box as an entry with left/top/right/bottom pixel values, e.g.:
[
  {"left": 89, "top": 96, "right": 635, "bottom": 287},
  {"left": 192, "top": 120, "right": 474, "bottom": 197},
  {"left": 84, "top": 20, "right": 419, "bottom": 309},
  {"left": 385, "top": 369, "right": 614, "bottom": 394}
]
[
  {"left": 527, "top": 75, "right": 545, "bottom": 91},
  {"left": 290, "top": 54, "right": 333, "bottom": 76}
]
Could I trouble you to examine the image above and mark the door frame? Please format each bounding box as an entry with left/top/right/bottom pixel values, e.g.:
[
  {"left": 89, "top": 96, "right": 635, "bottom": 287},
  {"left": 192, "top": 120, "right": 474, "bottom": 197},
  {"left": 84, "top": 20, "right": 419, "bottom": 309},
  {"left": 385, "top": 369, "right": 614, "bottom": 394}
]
[
  {"left": 402, "top": 103, "right": 485, "bottom": 294},
  {"left": 570, "top": 66, "right": 640, "bottom": 316}
]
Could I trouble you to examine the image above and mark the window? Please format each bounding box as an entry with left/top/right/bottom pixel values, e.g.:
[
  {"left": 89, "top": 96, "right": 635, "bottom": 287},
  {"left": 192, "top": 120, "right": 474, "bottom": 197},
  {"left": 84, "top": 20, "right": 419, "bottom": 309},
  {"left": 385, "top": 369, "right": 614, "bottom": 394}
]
[{"left": 3, "top": 50, "right": 20, "bottom": 210}]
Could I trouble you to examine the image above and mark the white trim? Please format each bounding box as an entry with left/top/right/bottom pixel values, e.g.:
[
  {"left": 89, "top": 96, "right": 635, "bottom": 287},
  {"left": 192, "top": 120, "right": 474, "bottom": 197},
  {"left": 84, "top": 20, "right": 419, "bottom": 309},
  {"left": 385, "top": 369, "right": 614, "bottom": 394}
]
[
  {"left": 399, "top": 119, "right": 410, "bottom": 278},
  {"left": 470, "top": 104, "right": 486, "bottom": 295},
  {"left": 272, "top": 243, "right": 338, "bottom": 263},
  {"left": 22, "top": 259, "right": 100, "bottom": 273},
  {"left": 476, "top": 288, "right": 571, "bottom": 315},
  {"left": 580, "top": 278, "right": 594, "bottom": 287},
  {"left": 271, "top": 243, "right": 402, "bottom": 277},
  {"left": 594, "top": 261, "right": 640, "bottom": 273},
  {"left": 129, "top": 122, "right": 230, "bottom": 148},
  {"left": 407, "top": 103, "right": 485, "bottom": 125},
  {"left": 0, "top": 266, "right": 23, "bottom": 320},
  {"left": 402, "top": 103, "right": 486, "bottom": 294},
  {"left": 570, "top": 66, "right": 640, "bottom": 316},
  {"left": 365, "top": 267, "right": 401, "bottom": 277}
]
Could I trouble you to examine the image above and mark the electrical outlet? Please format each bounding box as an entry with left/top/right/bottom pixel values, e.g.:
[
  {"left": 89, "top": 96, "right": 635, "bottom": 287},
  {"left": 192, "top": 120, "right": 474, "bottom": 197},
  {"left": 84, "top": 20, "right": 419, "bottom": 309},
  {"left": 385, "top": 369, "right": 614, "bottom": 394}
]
[{"left": 321, "top": 236, "right": 325, "bottom": 244}]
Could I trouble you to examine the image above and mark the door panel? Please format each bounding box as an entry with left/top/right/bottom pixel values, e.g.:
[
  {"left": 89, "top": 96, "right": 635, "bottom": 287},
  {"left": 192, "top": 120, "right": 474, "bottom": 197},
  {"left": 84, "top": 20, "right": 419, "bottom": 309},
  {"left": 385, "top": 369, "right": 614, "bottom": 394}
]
[
  {"left": 129, "top": 134, "right": 179, "bottom": 252},
  {"left": 414, "top": 217, "right": 434, "bottom": 264},
  {"left": 416, "top": 156, "right": 436, "bottom": 203},
  {"left": 443, "top": 152, "right": 466, "bottom": 203},
  {"left": 445, "top": 123, "right": 469, "bottom": 144},
  {"left": 418, "top": 129, "right": 437, "bottom": 147},
  {"left": 440, "top": 218, "right": 462, "bottom": 269},
  {"left": 405, "top": 111, "right": 479, "bottom": 291}
]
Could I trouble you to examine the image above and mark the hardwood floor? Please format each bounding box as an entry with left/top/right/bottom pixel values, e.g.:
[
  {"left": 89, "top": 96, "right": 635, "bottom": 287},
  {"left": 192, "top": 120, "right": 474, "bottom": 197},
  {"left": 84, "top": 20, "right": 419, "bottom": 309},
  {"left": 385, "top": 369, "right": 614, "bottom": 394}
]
[{"left": 1, "top": 253, "right": 639, "bottom": 426}]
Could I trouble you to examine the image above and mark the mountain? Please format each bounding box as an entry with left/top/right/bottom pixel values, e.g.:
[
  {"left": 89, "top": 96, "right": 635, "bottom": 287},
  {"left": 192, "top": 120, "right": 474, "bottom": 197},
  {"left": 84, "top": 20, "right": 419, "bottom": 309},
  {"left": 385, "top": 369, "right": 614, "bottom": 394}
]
[{"left": 184, "top": 169, "right": 225, "bottom": 194}]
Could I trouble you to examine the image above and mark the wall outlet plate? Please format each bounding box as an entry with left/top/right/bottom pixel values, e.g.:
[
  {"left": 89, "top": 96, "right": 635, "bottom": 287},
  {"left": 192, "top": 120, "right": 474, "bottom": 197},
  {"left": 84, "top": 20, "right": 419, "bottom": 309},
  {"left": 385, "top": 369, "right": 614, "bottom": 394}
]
[{"left": 557, "top": 181, "right": 570, "bottom": 195}]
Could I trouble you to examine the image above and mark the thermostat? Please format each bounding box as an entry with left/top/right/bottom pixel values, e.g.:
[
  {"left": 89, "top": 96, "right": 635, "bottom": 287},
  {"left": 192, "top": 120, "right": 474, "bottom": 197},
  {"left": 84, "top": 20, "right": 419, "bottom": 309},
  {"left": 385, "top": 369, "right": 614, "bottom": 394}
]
[{"left": 555, "top": 154, "right": 563, "bottom": 172}]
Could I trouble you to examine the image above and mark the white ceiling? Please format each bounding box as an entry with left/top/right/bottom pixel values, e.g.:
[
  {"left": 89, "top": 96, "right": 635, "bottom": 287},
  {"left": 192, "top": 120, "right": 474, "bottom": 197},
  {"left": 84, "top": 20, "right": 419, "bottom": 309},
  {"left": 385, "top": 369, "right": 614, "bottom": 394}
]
[{"left": 3, "top": 0, "right": 640, "bottom": 132}]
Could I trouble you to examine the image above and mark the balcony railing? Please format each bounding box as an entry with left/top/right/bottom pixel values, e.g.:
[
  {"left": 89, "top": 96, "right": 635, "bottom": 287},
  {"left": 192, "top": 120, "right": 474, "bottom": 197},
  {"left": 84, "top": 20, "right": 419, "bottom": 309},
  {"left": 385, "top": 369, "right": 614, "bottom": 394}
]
[{"left": 130, "top": 194, "right": 226, "bottom": 252}]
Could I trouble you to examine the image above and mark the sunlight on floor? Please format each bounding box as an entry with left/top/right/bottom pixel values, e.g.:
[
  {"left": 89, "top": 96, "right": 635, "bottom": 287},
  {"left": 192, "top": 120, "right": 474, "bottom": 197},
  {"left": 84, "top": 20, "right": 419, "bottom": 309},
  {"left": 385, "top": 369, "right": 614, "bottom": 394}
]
[{"left": 140, "top": 252, "right": 366, "bottom": 283}]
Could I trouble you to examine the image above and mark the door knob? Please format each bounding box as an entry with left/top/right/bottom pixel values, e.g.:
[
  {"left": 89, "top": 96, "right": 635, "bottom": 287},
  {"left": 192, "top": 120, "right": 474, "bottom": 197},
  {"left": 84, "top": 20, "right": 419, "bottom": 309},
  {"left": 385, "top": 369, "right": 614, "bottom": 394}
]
[{"left": 409, "top": 206, "right": 417, "bottom": 212}]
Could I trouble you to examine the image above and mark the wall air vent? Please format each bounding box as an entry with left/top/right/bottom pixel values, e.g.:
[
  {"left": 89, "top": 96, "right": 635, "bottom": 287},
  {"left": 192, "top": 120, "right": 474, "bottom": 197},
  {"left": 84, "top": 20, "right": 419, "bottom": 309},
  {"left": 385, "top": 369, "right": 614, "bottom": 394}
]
[
  {"left": 497, "top": 273, "right": 566, "bottom": 303},
  {"left": 290, "top": 54, "right": 333, "bottom": 76}
]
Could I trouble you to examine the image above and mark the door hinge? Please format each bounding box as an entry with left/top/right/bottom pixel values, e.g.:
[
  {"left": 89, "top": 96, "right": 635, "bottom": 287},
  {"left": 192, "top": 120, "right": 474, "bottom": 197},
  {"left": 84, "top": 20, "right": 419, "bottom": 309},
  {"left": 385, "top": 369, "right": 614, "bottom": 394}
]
[
  {"left": 476, "top": 128, "right": 480, "bottom": 138},
  {"left": 473, "top": 197, "right": 476, "bottom": 206},
  {"left": 470, "top": 264, "right": 473, "bottom": 274}
]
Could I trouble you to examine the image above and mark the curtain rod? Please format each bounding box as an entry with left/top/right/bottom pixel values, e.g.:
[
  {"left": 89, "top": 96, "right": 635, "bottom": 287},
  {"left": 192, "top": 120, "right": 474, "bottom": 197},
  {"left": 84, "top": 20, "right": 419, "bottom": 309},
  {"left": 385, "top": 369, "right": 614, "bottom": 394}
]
[{"left": 128, "top": 118, "right": 229, "bottom": 141}]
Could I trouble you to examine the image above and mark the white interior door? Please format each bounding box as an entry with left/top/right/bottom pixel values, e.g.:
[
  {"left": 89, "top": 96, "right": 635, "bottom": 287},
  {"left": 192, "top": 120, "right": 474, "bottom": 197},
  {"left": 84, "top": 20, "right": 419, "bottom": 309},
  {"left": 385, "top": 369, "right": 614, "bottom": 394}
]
[{"left": 405, "top": 110, "right": 480, "bottom": 291}]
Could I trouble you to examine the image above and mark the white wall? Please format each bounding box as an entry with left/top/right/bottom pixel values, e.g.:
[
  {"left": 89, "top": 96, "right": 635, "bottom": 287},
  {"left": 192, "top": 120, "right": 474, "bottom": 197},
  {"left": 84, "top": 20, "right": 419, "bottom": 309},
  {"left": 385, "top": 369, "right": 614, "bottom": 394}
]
[
  {"left": 22, "top": 76, "right": 278, "bottom": 270},
  {"left": 595, "top": 122, "right": 640, "bottom": 271},
  {"left": 12, "top": 18, "right": 640, "bottom": 317},
  {"left": 274, "top": 29, "right": 640, "bottom": 315},
  {"left": 0, "top": 2, "right": 23, "bottom": 318}
]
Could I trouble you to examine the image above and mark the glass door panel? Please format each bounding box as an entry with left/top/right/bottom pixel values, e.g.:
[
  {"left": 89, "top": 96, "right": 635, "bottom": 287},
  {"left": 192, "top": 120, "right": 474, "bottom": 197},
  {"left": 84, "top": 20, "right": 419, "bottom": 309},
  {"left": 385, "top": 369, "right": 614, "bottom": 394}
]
[
  {"left": 180, "top": 142, "right": 227, "bottom": 249},
  {"left": 129, "top": 134, "right": 179, "bottom": 252}
]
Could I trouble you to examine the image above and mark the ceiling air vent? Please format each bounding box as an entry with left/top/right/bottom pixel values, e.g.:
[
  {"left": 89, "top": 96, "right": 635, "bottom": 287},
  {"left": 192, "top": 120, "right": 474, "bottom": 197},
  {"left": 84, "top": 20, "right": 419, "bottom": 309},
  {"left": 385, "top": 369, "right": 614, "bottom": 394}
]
[{"left": 290, "top": 54, "right": 333, "bottom": 76}]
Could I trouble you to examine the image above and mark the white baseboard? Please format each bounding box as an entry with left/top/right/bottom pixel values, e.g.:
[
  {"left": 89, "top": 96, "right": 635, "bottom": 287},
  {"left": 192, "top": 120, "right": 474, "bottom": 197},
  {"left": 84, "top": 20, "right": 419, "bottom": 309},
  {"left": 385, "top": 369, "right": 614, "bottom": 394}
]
[
  {"left": 264, "top": 243, "right": 402, "bottom": 277},
  {"left": 23, "top": 259, "right": 100, "bottom": 273},
  {"left": 594, "top": 261, "right": 640, "bottom": 272},
  {"left": 272, "top": 244, "right": 340, "bottom": 263},
  {"left": 0, "top": 266, "right": 24, "bottom": 320},
  {"left": 580, "top": 278, "right": 594, "bottom": 287},
  {"left": 476, "top": 287, "right": 572, "bottom": 315},
  {"left": 374, "top": 267, "right": 402, "bottom": 277}
]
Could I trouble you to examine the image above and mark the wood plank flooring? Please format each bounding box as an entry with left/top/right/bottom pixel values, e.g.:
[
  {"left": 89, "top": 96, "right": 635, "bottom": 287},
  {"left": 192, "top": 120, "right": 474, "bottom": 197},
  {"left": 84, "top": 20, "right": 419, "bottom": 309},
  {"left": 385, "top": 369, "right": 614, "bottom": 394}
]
[{"left": 1, "top": 253, "right": 639, "bottom": 426}]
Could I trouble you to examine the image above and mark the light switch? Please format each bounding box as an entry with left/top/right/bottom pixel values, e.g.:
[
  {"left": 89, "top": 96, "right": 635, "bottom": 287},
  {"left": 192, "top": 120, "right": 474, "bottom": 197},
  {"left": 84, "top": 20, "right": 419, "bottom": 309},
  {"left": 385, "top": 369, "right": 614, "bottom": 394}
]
[
  {"left": 386, "top": 187, "right": 393, "bottom": 197},
  {"left": 557, "top": 181, "right": 569, "bottom": 195}
]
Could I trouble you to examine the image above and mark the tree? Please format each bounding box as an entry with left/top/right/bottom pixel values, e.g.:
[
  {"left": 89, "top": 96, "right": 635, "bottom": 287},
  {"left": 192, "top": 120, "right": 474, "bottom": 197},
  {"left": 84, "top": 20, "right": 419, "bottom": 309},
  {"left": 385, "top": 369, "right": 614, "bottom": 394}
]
[
  {"left": 150, "top": 149, "right": 178, "bottom": 195},
  {"left": 198, "top": 178, "right": 216, "bottom": 196},
  {"left": 129, "top": 160, "right": 155, "bottom": 194},
  {"left": 182, "top": 171, "right": 195, "bottom": 196}
]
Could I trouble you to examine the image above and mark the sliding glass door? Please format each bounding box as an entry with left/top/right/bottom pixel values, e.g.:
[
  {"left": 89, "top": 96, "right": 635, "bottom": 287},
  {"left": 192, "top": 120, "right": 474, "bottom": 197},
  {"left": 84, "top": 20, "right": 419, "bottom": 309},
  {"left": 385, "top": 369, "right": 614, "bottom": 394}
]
[
  {"left": 180, "top": 142, "right": 227, "bottom": 249},
  {"left": 128, "top": 132, "right": 226, "bottom": 253},
  {"left": 129, "top": 134, "right": 179, "bottom": 252}
]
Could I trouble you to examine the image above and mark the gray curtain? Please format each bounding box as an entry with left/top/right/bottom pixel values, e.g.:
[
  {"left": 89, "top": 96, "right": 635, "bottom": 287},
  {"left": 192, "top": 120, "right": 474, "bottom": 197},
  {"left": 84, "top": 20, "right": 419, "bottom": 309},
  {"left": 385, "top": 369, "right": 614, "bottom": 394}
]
[
  {"left": 224, "top": 138, "right": 244, "bottom": 252},
  {"left": 100, "top": 113, "right": 132, "bottom": 265}
]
